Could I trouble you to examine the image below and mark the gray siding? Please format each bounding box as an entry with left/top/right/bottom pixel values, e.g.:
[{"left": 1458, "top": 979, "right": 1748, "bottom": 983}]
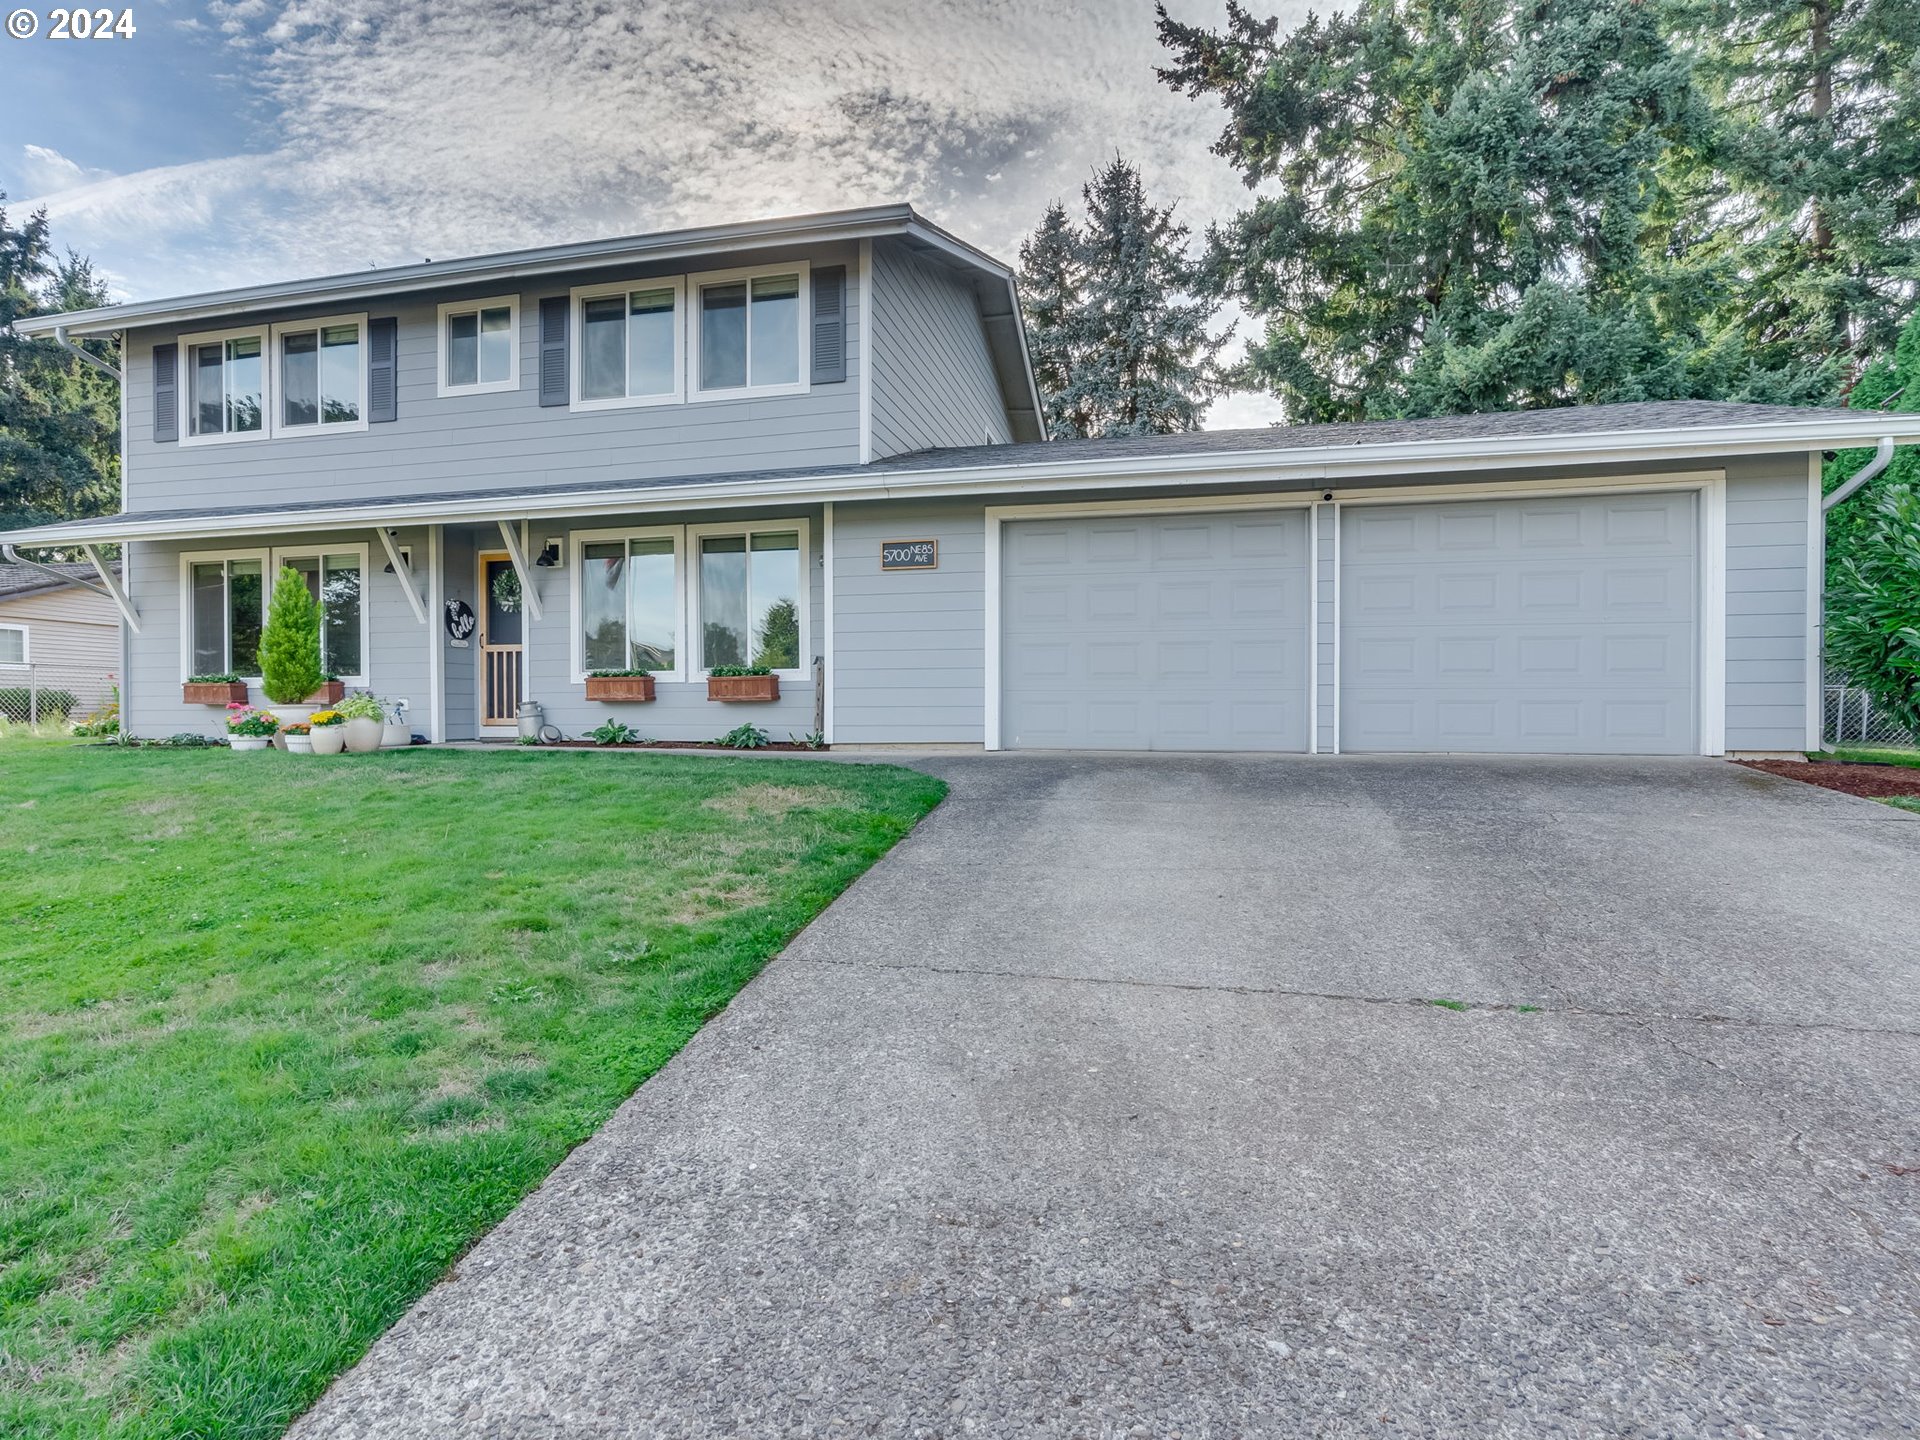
[
  {"left": 440, "top": 527, "right": 478, "bottom": 742},
  {"left": 1724, "top": 454, "right": 1815, "bottom": 752},
  {"left": 868, "top": 240, "right": 1013, "bottom": 459},
  {"left": 121, "top": 242, "right": 863, "bottom": 514},
  {"left": 122, "top": 528, "right": 433, "bottom": 738},
  {"left": 831, "top": 500, "right": 987, "bottom": 743}
]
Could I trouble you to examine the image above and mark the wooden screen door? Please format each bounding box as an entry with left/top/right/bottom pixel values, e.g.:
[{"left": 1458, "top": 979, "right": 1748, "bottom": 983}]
[{"left": 478, "top": 551, "right": 524, "bottom": 728}]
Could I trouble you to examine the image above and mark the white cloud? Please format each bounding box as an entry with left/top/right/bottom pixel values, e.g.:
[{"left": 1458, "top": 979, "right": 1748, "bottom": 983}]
[
  {"left": 18, "top": 145, "right": 114, "bottom": 196},
  {"left": 17, "top": 0, "right": 1306, "bottom": 424}
]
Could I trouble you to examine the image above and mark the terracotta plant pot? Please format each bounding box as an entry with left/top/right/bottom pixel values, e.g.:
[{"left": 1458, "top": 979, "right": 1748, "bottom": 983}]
[
  {"left": 344, "top": 717, "right": 384, "bottom": 753},
  {"left": 228, "top": 736, "right": 272, "bottom": 751},
  {"left": 707, "top": 674, "right": 780, "bottom": 702},
  {"left": 586, "top": 674, "right": 656, "bottom": 703},
  {"left": 306, "top": 680, "right": 346, "bottom": 705},
  {"left": 309, "top": 726, "right": 347, "bottom": 756},
  {"left": 185, "top": 681, "right": 250, "bottom": 706}
]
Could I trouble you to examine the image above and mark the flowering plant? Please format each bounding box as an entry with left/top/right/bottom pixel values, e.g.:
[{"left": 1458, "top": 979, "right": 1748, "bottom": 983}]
[
  {"left": 282, "top": 721, "right": 312, "bottom": 736},
  {"left": 307, "top": 709, "right": 345, "bottom": 728},
  {"left": 225, "top": 703, "right": 282, "bottom": 738},
  {"left": 334, "top": 692, "right": 387, "bottom": 722}
]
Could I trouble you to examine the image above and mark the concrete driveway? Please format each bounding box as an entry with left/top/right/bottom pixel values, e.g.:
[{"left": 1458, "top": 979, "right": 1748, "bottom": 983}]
[{"left": 292, "top": 755, "right": 1920, "bottom": 1439}]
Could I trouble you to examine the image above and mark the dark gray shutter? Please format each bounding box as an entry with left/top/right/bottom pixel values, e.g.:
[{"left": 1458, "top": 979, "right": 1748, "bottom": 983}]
[
  {"left": 539, "top": 297, "right": 569, "bottom": 406},
  {"left": 367, "top": 317, "right": 398, "bottom": 423},
  {"left": 151, "top": 343, "right": 178, "bottom": 442},
  {"left": 811, "top": 266, "right": 846, "bottom": 384}
]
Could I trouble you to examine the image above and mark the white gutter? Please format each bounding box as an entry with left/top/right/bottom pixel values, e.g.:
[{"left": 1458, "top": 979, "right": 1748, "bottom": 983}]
[
  {"left": 52, "top": 324, "right": 123, "bottom": 383},
  {"left": 1821, "top": 436, "right": 1896, "bottom": 510},
  {"left": 9, "top": 415, "right": 1920, "bottom": 549}
]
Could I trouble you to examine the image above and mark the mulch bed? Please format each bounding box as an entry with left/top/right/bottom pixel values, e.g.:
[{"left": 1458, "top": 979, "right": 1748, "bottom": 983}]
[
  {"left": 1735, "top": 759, "right": 1920, "bottom": 799},
  {"left": 543, "top": 740, "right": 828, "bottom": 753}
]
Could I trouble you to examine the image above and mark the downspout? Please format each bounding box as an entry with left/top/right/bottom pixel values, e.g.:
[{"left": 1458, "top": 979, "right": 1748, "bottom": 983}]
[
  {"left": 1822, "top": 436, "right": 1895, "bottom": 511},
  {"left": 52, "top": 324, "right": 123, "bottom": 384}
]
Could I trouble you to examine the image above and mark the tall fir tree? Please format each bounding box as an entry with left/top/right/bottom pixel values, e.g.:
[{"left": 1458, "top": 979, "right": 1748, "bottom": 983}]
[
  {"left": 1678, "top": 0, "right": 1920, "bottom": 390},
  {"left": 1018, "top": 201, "right": 1092, "bottom": 440},
  {"left": 1017, "top": 159, "right": 1224, "bottom": 438},
  {"left": 1155, "top": 0, "right": 1737, "bottom": 421},
  {"left": 1, "top": 196, "right": 120, "bottom": 533}
]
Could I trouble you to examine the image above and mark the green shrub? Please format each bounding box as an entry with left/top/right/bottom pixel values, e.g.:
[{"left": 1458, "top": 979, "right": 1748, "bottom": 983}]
[
  {"left": 716, "top": 723, "right": 769, "bottom": 749},
  {"left": 185, "top": 673, "right": 242, "bottom": 685},
  {"left": 1827, "top": 483, "right": 1920, "bottom": 734},
  {"left": 258, "top": 565, "right": 326, "bottom": 704},
  {"left": 586, "top": 668, "right": 651, "bottom": 678},
  {"left": 334, "top": 692, "right": 387, "bottom": 722},
  {"left": 708, "top": 665, "right": 773, "bottom": 678},
  {"left": 587, "top": 721, "right": 640, "bottom": 745}
]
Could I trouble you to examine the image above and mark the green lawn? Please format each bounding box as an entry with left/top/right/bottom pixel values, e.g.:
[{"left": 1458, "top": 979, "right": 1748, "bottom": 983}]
[
  {"left": 1815, "top": 745, "right": 1920, "bottom": 769},
  {"left": 0, "top": 742, "right": 945, "bottom": 1439}
]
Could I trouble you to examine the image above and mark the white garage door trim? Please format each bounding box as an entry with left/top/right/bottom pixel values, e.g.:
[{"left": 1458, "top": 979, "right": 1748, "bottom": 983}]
[
  {"left": 1332, "top": 470, "right": 1726, "bottom": 756},
  {"left": 984, "top": 494, "right": 1316, "bottom": 752}
]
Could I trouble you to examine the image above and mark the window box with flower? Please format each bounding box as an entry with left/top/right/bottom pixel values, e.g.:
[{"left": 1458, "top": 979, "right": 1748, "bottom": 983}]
[
  {"left": 185, "top": 674, "right": 250, "bottom": 706},
  {"left": 585, "top": 669, "right": 655, "bottom": 703},
  {"left": 706, "top": 665, "right": 779, "bottom": 702}
]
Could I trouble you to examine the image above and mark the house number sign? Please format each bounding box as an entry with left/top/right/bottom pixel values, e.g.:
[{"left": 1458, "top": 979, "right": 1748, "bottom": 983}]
[
  {"left": 880, "top": 539, "right": 939, "bottom": 570},
  {"left": 445, "top": 599, "right": 476, "bottom": 647}
]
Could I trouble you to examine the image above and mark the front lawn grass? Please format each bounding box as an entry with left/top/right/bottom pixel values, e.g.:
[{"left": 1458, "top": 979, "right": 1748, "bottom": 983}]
[
  {"left": 0, "top": 743, "right": 945, "bottom": 1439},
  {"left": 1815, "top": 745, "right": 1920, "bottom": 769}
]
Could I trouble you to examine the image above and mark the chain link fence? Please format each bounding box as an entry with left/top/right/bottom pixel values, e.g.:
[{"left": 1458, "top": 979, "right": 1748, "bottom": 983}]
[
  {"left": 0, "top": 664, "right": 118, "bottom": 729},
  {"left": 1824, "top": 672, "right": 1917, "bottom": 748}
]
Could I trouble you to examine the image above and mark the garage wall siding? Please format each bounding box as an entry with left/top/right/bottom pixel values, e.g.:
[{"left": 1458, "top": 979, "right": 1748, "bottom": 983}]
[
  {"left": 1314, "top": 502, "right": 1337, "bottom": 751},
  {"left": 831, "top": 500, "right": 987, "bottom": 743},
  {"left": 1723, "top": 454, "right": 1814, "bottom": 752}
]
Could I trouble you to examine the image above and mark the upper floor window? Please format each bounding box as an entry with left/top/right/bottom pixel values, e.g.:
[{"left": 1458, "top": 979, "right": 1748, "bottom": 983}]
[
  {"left": 277, "top": 319, "right": 365, "bottom": 430},
  {"left": 438, "top": 296, "right": 519, "bottom": 396},
  {"left": 570, "top": 279, "right": 683, "bottom": 410},
  {"left": 690, "top": 264, "right": 809, "bottom": 399},
  {"left": 180, "top": 316, "right": 367, "bottom": 444},
  {"left": 185, "top": 330, "right": 264, "bottom": 441}
]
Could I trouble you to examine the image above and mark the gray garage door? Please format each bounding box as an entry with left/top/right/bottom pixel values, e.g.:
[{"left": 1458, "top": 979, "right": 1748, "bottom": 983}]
[
  {"left": 1002, "top": 510, "right": 1310, "bottom": 750},
  {"left": 1339, "top": 492, "right": 1698, "bottom": 754}
]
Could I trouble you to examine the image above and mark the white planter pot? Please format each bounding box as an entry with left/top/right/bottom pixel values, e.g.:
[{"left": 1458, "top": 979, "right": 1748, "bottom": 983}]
[
  {"left": 381, "top": 721, "right": 411, "bottom": 749},
  {"left": 309, "top": 726, "right": 347, "bottom": 755},
  {"left": 229, "top": 736, "right": 272, "bottom": 751},
  {"left": 285, "top": 734, "right": 314, "bottom": 754},
  {"left": 344, "top": 717, "right": 384, "bottom": 753}
]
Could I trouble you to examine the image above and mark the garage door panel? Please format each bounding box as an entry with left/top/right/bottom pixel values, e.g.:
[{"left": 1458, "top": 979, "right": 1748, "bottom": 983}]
[
  {"left": 1004, "top": 509, "right": 1309, "bottom": 752},
  {"left": 1340, "top": 492, "right": 1697, "bottom": 754}
]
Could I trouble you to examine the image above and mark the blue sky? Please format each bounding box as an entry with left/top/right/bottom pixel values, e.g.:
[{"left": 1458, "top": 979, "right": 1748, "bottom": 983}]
[{"left": 1, "top": 0, "right": 1300, "bottom": 426}]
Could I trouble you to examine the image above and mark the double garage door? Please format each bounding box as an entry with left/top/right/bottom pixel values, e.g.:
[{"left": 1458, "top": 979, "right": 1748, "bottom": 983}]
[{"left": 1000, "top": 492, "right": 1698, "bottom": 754}]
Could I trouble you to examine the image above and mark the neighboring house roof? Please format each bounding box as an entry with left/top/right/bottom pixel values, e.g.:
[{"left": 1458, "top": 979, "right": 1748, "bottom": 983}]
[
  {"left": 0, "top": 561, "right": 117, "bottom": 603},
  {"left": 3, "top": 400, "right": 1916, "bottom": 547}
]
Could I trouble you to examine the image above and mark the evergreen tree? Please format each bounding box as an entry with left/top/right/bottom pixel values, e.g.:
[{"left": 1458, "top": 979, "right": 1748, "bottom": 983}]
[
  {"left": 1017, "top": 159, "right": 1224, "bottom": 438},
  {"left": 1678, "top": 0, "right": 1920, "bottom": 388},
  {"left": 1824, "top": 309, "right": 1920, "bottom": 576},
  {"left": 1154, "top": 0, "right": 1722, "bottom": 421},
  {"left": 1018, "top": 202, "right": 1091, "bottom": 440},
  {"left": 0, "top": 196, "right": 120, "bottom": 533},
  {"left": 257, "top": 565, "right": 326, "bottom": 705}
]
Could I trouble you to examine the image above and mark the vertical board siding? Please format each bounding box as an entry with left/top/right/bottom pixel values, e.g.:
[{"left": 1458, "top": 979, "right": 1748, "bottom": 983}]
[
  {"left": 868, "top": 240, "right": 1013, "bottom": 459},
  {"left": 1723, "top": 454, "right": 1814, "bottom": 751},
  {"left": 831, "top": 500, "right": 988, "bottom": 743},
  {"left": 440, "top": 528, "right": 478, "bottom": 741},
  {"left": 120, "top": 242, "right": 862, "bottom": 514},
  {"left": 1315, "top": 503, "right": 1337, "bottom": 750}
]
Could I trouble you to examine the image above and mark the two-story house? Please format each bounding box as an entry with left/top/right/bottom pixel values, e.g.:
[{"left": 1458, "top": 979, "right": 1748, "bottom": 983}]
[{"left": 6, "top": 205, "right": 1913, "bottom": 754}]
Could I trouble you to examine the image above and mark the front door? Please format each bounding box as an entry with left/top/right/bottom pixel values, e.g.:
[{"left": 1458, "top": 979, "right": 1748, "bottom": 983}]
[{"left": 478, "top": 551, "right": 524, "bottom": 730}]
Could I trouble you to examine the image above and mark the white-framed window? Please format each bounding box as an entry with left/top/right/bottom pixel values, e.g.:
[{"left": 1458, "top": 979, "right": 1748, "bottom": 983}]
[
  {"left": 438, "top": 295, "right": 519, "bottom": 397},
  {"left": 270, "top": 314, "right": 369, "bottom": 435},
  {"left": 570, "top": 277, "right": 685, "bottom": 411},
  {"left": 180, "top": 326, "right": 267, "bottom": 445},
  {"left": 687, "top": 519, "right": 810, "bottom": 675},
  {"left": 181, "top": 549, "right": 268, "bottom": 676},
  {"left": 570, "top": 525, "right": 685, "bottom": 681},
  {"left": 688, "top": 262, "right": 810, "bottom": 401},
  {"left": 269, "top": 545, "right": 370, "bottom": 682},
  {"left": 0, "top": 623, "right": 27, "bottom": 666}
]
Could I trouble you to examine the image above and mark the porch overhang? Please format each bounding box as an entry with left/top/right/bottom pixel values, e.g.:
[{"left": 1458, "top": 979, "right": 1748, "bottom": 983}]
[{"left": 2, "top": 408, "right": 1914, "bottom": 549}]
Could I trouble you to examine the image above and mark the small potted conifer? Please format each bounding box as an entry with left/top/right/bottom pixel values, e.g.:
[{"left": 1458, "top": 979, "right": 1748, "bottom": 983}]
[{"left": 258, "top": 564, "right": 326, "bottom": 745}]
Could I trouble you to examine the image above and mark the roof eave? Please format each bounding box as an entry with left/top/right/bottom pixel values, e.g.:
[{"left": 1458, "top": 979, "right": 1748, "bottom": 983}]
[
  {"left": 17, "top": 204, "right": 1013, "bottom": 339},
  {"left": 4, "top": 414, "right": 1910, "bottom": 548}
]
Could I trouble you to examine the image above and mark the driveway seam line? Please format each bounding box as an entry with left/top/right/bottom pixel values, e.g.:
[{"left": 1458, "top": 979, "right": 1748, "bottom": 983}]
[{"left": 789, "top": 955, "right": 1920, "bottom": 1040}]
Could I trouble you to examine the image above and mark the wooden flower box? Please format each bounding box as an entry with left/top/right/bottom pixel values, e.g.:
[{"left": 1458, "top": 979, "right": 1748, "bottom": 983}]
[
  {"left": 585, "top": 674, "right": 656, "bottom": 703},
  {"left": 306, "top": 680, "right": 346, "bottom": 705},
  {"left": 184, "top": 681, "right": 250, "bottom": 706},
  {"left": 707, "top": 673, "right": 780, "bottom": 702}
]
